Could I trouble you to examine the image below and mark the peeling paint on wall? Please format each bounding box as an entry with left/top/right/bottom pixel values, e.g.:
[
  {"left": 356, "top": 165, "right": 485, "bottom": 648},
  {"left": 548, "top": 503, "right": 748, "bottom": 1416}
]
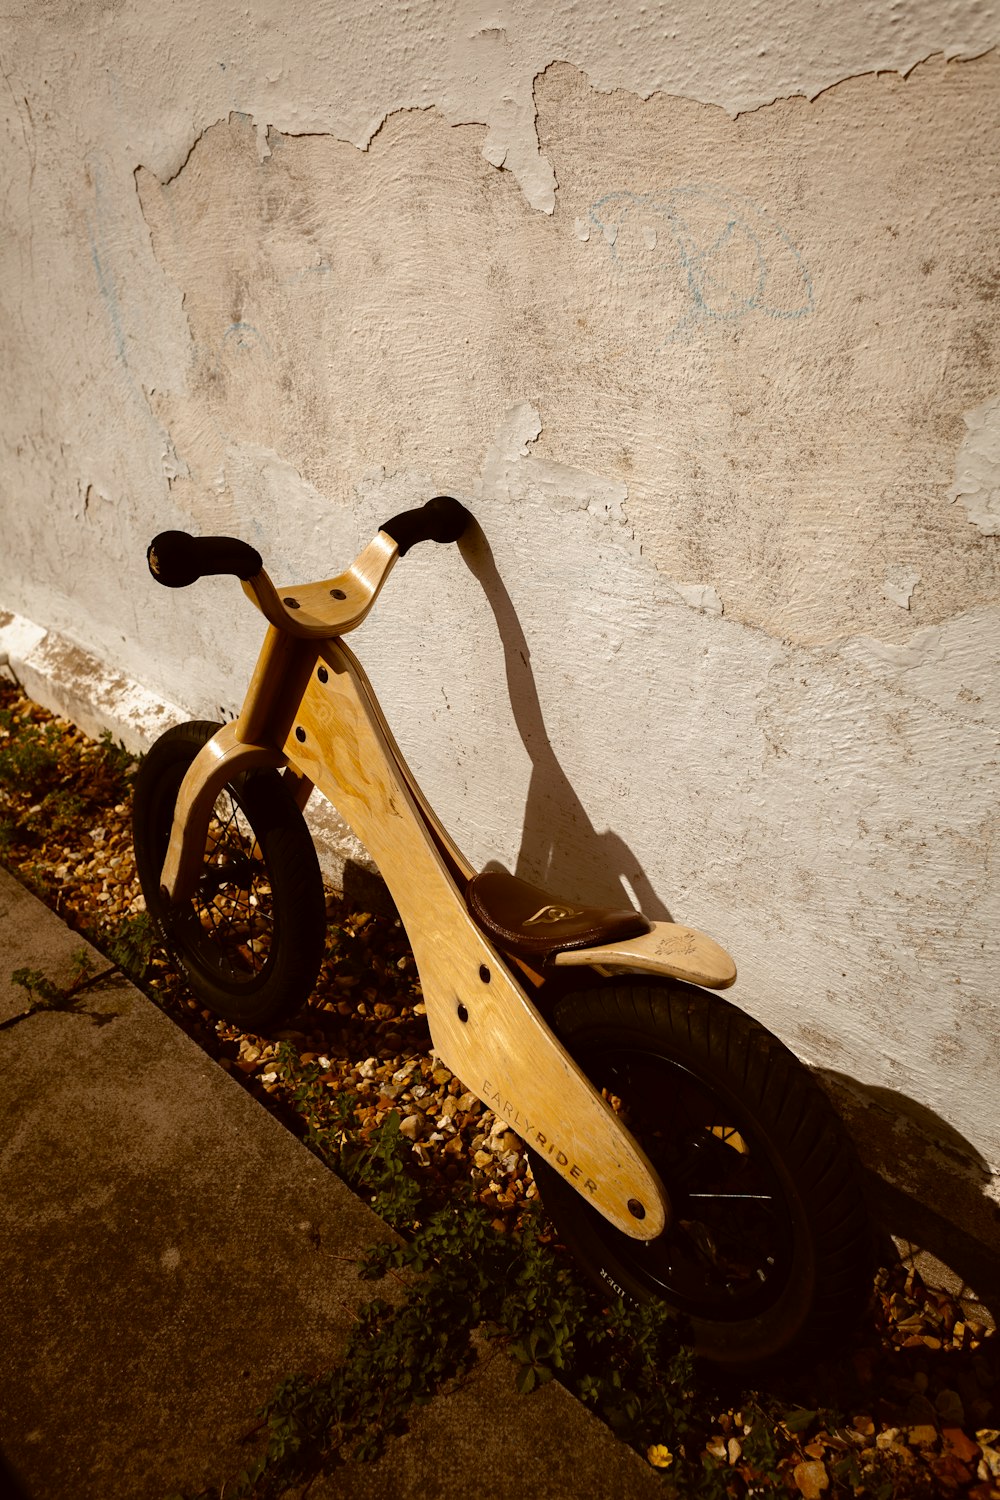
[
  {"left": 10, "top": 1, "right": 996, "bottom": 215},
  {"left": 477, "top": 402, "right": 629, "bottom": 525},
  {"left": 949, "top": 392, "right": 1000, "bottom": 535},
  {"left": 114, "top": 56, "right": 1000, "bottom": 656},
  {"left": 883, "top": 568, "right": 922, "bottom": 610},
  {"left": 671, "top": 583, "right": 725, "bottom": 616}
]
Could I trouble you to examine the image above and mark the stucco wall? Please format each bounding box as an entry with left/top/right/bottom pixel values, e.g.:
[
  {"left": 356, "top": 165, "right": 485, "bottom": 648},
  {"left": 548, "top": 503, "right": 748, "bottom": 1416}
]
[{"left": 1, "top": 4, "right": 998, "bottom": 1206}]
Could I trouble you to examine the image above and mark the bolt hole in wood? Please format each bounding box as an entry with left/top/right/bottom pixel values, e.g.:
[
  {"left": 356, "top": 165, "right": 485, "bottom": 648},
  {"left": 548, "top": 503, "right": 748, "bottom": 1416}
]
[
  {"left": 283, "top": 597, "right": 300, "bottom": 609},
  {"left": 317, "top": 666, "right": 328, "bottom": 683},
  {"left": 628, "top": 1199, "right": 646, "bottom": 1220},
  {"left": 457, "top": 1002, "right": 469, "bottom": 1023},
  {"left": 479, "top": 965, "right": 491, "bottom": 983},
  {"left": 330, "top": 588, "right": 347, "bottom": 600},
  {"left": 295, "top": 727, "right": 306, "bottom": 742}
]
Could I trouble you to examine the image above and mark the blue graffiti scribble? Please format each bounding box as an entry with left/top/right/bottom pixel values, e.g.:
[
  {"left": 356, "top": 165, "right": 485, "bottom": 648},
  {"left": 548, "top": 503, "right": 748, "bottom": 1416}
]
[
  {"left": 86, "top": 159, "right": 131, "bottom": 371},
  {"left": 88, "top": 227, "right": 129, "bottom": 366},
  {"left": 281, "top": 260, "right": 331, "bottom": 286},
  {"left": 222, "top": 321, "right": 273, "bottom": 358},
  {"left": 588, "top": 186, "right": 814, "bottom": 345}
]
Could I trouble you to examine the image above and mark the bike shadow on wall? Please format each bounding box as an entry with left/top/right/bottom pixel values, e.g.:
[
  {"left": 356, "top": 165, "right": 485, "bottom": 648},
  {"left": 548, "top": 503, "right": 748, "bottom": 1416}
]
[
  {"left": 454, "top": 521, "right": 1000, "bottom": 1330},
  {"left": 456, "top": 520, "right": 673, "bottom": 922},
  {"left": 819, "top": 1070, "right": 1000, "bottom": 1328}
]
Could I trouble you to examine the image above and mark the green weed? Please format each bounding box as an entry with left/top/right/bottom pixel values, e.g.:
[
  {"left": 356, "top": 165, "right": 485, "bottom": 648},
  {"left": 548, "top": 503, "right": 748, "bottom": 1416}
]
[
  {"left": 227, "top": 1194, "right": 699, "bottom": 1499},
  {"left": 40, "top": 788, "right": 87, "bottom": 834},
  {"left": 281, "top": 1046, "right": 422, "bottom": 1227},
  {"left": 6, "top": 948, "right": 100, "bottom": 1024},
  {"left": 170, "top": 1041, "right": 707, "bottom": 1498},
  {"left": 107, "top": 910, "right": 156, "bottom": 981},
  {"left": 0, "top": 719, "right": 61, "bottom": 791}
]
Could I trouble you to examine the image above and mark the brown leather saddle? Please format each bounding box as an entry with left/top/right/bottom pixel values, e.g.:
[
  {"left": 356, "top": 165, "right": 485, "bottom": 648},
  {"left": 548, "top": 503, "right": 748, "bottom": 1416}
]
[{"left": 466, "top": 870, "right": 650, "bottom": 963}]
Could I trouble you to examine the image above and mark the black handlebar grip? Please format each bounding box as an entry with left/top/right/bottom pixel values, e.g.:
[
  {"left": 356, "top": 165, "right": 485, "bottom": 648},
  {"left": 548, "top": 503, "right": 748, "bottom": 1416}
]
[
  {"left": 380, "top": 496, "right": 471, "bottom": 557},
  {"left": 147, "top": 531, "right": 264, "bottom": 588}
]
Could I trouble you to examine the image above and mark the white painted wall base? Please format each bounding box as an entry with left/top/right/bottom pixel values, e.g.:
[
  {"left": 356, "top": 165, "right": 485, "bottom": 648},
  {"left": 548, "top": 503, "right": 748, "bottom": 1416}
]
[
  {"left": 0, "top": 606, "right": 378, "bottom": 894},
  {"left": 0, "top": 609, "right": 185, "bottom": 755}
]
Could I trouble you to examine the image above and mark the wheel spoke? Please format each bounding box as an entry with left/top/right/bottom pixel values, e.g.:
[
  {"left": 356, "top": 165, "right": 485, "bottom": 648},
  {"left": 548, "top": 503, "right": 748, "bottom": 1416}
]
[
  {"left": 563, "top": 1042, "right": 794, "bottom": 1320},
  {"left": 687, "top": 1193, "right": 775, "bottom": 1201},
  {"left": 174, "top": 788, "right": 279, "bottom": 979}
]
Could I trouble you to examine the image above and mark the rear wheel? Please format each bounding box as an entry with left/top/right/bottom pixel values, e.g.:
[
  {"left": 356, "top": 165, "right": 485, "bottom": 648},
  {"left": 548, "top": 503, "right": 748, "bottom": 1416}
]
[
  {"left": 529, "top": 980, "right": 872, "bottom": 1369},
  {"left": 133, "top": 720, "right": 326, "bottom": 1029}
]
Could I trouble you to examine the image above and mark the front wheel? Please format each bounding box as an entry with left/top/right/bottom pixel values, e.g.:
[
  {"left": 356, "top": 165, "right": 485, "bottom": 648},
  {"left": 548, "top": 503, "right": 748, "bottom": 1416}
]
[
  {"left": 528, "top": 981, "right": 872, "bottom": 1369},
  {"left": 133, "top": 720, "right": 326, "bottom": 1030}
]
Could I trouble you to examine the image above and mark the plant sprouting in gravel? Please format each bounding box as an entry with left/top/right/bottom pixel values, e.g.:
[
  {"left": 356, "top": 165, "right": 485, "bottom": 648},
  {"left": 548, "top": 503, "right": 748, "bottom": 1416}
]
[
  {"left": 106, "top": 910, "right": 157, "bottom": 982},
  {"left": 0, "top": 711, "right": 62, "bottom": 789}
]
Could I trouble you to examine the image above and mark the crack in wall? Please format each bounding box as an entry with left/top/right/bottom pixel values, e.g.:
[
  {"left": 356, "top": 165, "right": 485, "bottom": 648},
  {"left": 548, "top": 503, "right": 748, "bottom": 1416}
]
[
  {"left": 733, "top": 46, "right": 998, "bottom": 117},
  {"left": 126, "top": 44, "right": 1000, "bottom": 217}
]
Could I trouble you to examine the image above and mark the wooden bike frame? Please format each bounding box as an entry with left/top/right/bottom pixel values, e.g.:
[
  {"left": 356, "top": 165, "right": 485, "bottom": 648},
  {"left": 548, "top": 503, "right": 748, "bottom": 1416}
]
[{"left": 156, "top": 531, "right": 738, "bottom": 1242}]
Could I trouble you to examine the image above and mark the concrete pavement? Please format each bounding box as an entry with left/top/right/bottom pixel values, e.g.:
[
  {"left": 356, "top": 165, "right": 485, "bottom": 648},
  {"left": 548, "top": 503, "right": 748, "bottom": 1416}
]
[{"left": 0, "top": 866, "right": 663, "bottom": 1500}]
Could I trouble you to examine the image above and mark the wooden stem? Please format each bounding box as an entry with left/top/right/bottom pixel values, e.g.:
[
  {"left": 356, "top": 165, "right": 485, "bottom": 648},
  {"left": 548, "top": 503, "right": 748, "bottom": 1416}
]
[{"left": 235, "top": 628, "right": 316, "bottom": 748}]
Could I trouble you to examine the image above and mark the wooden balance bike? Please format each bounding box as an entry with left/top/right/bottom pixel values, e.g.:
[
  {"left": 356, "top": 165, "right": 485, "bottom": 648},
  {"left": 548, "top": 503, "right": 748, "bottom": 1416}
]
[{"left": 133, "top": 496, "right": 871, "bottom": 1369}]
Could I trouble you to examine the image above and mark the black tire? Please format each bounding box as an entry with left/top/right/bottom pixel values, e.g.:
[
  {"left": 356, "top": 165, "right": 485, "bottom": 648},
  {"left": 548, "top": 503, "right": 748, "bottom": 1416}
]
[
  {"left": 133, "top": 720, "right": 326, "bottom": 1029},
  {"left": 529, "top": 980, "right": 872, "bottom": 1370}
]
